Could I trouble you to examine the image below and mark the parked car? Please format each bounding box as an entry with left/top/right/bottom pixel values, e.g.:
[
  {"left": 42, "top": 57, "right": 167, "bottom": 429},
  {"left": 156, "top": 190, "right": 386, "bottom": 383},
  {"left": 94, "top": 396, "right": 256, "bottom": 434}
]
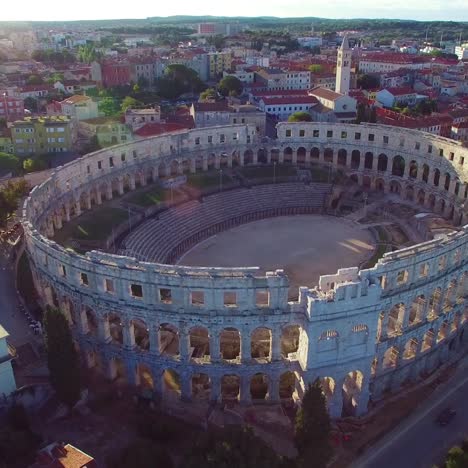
[{"left": 435, "top": 408, "right": 456, "bottom": 426}]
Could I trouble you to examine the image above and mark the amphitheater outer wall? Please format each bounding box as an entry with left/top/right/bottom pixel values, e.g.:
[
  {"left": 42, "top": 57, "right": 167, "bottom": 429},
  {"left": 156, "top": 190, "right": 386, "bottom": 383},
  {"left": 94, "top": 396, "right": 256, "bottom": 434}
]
[{"left": 23, "top": 122, "right": 468, "bottom": 417}]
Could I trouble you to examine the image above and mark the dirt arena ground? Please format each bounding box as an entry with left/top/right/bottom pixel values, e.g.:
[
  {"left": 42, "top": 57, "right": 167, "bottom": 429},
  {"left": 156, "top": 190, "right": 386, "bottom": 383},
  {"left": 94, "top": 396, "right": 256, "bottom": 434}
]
[{"left": 178, "top": 215, "right": 375, "bottom": 296}]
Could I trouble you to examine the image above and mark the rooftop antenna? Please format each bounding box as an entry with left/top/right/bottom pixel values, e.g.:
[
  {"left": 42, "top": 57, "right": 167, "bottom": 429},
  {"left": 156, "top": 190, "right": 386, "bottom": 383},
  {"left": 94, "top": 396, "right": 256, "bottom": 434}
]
[{"left": 425, "top": 26, "right": 430, "bottom": 44}]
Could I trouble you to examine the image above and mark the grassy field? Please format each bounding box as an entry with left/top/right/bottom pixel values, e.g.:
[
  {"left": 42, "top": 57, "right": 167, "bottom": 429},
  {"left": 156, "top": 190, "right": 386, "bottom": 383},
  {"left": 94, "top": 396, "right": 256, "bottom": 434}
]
[
  {"left": 126, "top": 186, "right": 168, "bottom": 207},
  {"left": 53, "top": 207, "right": 128, "bottom": 244},
  {"left": 187, "top": 172, "right": 232, "bottom": 189}
]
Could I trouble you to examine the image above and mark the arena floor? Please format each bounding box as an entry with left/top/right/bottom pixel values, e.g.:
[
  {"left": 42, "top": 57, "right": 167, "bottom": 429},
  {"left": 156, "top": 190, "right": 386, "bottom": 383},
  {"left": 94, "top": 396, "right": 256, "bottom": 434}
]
[{"left": 178, "top": 215, "right": 375, "bottom": 295}]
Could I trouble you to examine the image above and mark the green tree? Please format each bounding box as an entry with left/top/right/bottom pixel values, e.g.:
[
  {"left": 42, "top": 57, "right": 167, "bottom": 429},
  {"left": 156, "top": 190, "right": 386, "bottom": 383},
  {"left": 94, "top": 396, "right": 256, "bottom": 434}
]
[
  {"left": 184, "top": 425, "right": 289, "bottom": 468},
  {"left": 121, "top": 96, "right": 142, "bottom": 113},
  {"left": 23, "top": 158, "right": 47, "bottom": 173},
  {"left": 77, "top": 44, "right": 101, "bottom": 64},
  {"left": 44, "top": 307, "right": 81, "bottom": 409},
  {"left": 26, "top": 74, "right": 44, "bottom": 85},
  {"left": 288, "top": 111, "right": 312, "bottom": 122},
  {"left": 218, "top": 75, "right": 243, "bottom": 97},
  {"left": 294, "top": 380, "right": 332, "bottom": 468},
  {"left": 156, "top": 64, "right": 204, "bottom": 99},
  {"left": 24, "top": 97, "right": 38, "bottom": 112},
  {"left": 309, "top": 64, "right": 323, "bottom": 73},
  {"left": 357, "top": 73, "right": 380, "bottom": 90},
  {"left": 0, "top": 152, "right": 20, "bottom": 173},
  {"left": 200, "top": 87, "right": 218, "bottom": 101},
  {"left": 107, "top": 439, "right": 173, "bottom": 468},
  {"left": 98, "top": 97, "right": 120, "bottom": 116}
]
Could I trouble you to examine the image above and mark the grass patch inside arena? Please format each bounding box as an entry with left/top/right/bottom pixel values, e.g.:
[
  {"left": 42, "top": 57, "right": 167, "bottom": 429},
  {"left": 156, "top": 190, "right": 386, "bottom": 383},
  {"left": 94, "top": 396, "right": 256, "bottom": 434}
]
[
  {"left": 187, "top": 172, "right": 232, "bottom": 189},
  {"left": 126, "top": 186, "right": 168, "bottom": 207},
  {"left": 53, "top": 207, "right": 128, "bottom": 244},
  {"left": 362, "top": 226, "right": 391, "bottom": 268}
]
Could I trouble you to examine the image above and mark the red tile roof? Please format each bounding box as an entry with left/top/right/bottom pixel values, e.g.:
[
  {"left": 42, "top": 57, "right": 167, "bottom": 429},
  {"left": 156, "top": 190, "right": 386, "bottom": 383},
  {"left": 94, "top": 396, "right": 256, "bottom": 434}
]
[
  {"left": 134, "top": 122, "right": 189, "bottom": 137},
  {"left": 309, "top": 87, "right": 342, "bottom": 101},
  {"left": 383, "top": 86, "right": 415, "bottom": 96},
  {"left": 260, "top": 96, "right": 318, "bottom": 105}
]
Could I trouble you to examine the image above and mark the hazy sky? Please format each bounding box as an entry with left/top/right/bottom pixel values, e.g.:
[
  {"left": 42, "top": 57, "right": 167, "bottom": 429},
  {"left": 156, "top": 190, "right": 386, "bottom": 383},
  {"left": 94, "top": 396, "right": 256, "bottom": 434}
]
[{"left": 2, "top": 0, "right": 468, "bottom": 22}]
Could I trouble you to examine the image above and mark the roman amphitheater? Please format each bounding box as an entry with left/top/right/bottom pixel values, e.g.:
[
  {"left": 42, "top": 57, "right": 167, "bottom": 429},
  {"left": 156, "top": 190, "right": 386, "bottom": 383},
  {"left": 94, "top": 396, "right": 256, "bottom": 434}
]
[{"left": 22, "top": 122, "right": 468, "bottom": 418}]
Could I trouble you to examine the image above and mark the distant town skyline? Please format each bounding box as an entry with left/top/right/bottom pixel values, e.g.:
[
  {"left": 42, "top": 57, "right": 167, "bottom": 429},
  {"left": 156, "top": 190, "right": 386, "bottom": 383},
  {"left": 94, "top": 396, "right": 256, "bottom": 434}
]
[{"left": 2, "top": 0, "right": 468, "bottom": 22}]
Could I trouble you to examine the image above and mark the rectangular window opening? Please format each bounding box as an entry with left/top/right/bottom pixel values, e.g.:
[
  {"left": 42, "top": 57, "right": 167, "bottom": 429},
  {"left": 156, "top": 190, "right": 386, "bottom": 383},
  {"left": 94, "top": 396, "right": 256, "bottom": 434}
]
[
  {"left": 256, "top": 290, "right": 270, "bottom": 307},
  {"left": 224, "top": 291, "right": 237, "bottom": 307},
  {"left": 131, "top": 284, "right": 143, "bottom": 298},
  {"left": 160, "top": 288, "right": 172, "bottom": 304},
  {"left": 191, "top": 291, "right": 205, "bottom": 306}
]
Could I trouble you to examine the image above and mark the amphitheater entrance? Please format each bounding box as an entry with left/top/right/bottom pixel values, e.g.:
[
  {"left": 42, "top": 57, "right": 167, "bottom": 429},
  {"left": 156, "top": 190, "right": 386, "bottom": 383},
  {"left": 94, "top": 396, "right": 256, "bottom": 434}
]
[
  {"left": 192, "top": 373, "right": 211, "bottom": 400},
  {"left": 342, "top": 370, "right": 364, "bottom": 417},
  {"left": 220, "top": 328, "right": 241, "bottom": 361},
  {"left": 251, "top": 373, "right": 269, "bottom": 401},
  {"left": 179, "top": 215, "right": 374, "bottom": 297}
]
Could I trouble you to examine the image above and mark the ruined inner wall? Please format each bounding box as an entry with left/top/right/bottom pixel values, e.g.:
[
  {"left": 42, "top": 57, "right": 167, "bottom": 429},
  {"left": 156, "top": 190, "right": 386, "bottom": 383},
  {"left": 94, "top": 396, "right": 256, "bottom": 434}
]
[{"left": 22, "top": 123, "right": 468, "bottom": 417}]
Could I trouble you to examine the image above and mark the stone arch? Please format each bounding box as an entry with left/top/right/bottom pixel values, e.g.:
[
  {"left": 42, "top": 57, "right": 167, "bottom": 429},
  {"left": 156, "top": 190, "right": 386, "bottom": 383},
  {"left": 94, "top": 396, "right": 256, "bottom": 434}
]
[
  {"left": 387, "top": 303, "right": 405, "bottom": 336},
  {"left": 324, "top": 147, "right": 333, "bottom": 164},
  {"left": 163, "top": 369, "right": 181, "bottom": 398},
  {"left": 189, "top": 326, "right": 210, "bottom": 361},
  {"left": 364, "top": 152, "right": 373, "bottom": 170},
  {"left": 350, "top": 324, "right": 369, "bottom": 345},
  {"left": 310, "top": 147, "right": 320, "bottom": 161},
  {"left": 159, "top": 323, "right": 179, "bottom": 357},
  {"left": 444, "top": 172, "right": 451, "bottom": 191},
  {"left": 207, "top": 153, "right": 216, "bottom": 170},
  {"left": 375, "top": 178, "right": 385, "bottom": 192},
  {"left": 351, "top": 150, "right": 360, "bottom": 169},
  {"left": 433, "top": 168, "right": 440, "bottom": 187},
  {"left": 377, "top": 153, "right": 388, "bottom": 172},
  {"left": 251, "top": 327, "right": 272, "bottom": 360},
  {"left": 389, "top": 180, "right": 402, "bottom": 195},
  {"left": 437, "top": 321, "right": 449, "bottom": 343},
  {"left": 337, "top": 148, "right": 347, "bottom": 166},
  {"left": 257, "top": 148, "right": 267, "bottom": 164},
  {"left": 421, "top": 329, "right": 435, "bottom": 352},
  {"left": 342, "top": 370, "right": 364, "bottom": 417},
  {"left": 220, "top": 327, "right": 240, "bottom": 361},
  {"left": 456, "top": 272, "right": 468, "bottom": 302},
  {"left": 297, "top": 146, "right": 307, "bottom": 164},
  {"left": 443, "top": 279, "right": 457, "bottom": 311},
  {"left": 136, "top": 363, "right": 154, "bottom": 390},
  {"left": 133, "top": 318, "right": 149, "bottom": 352},
  {"left": 409, "top": 160, "right": 418, "bottom": 179},
  {"left": 405, "top": 184, "right": 414, "bottom": 201},
  {"left": 283, "top": 146, "right": 293, "bottom": 163},
  {"left": 417, "top": 189, "right": 426, "bottom": 206},
  {"left": 192, "top": 373, "right": 211, "bottom": 400},
  {"left": 279, "top": 371, "right": 296, "bottom": 399},
  {"left": 109, "top": 357, "right": 126, "bottom": 384},
  {"left": 409, "top": 295, "right": 426, "bottom": 326},
  {"left": 221, "top": 374, "right": 240, "bottom": 402},
  {"left": 422, "top": 164, "right": 430, "bottom": 183},
  {"left": 85, "top": 307, "right": 98, "bottom": 337},
  {"left": 320, "top": 376, "right": 336, "bottom": 405},
  {"left": 281, "top": 324, "right": 301, "bottom": 359},
  {"left": 108, "top": 312, "right": 123, "bottom": 345},
  {"left": 428, "top": 193, "right": 436, "bottom": 210},
  {"left": 251, "top": 373, "right": 269, "bottom": 400},
  {"left": 383, "top": 346, "right": 399, "bottom": 369},
  {"left": 270, "top": 148, "right": 280, "bottom": 163},
  {"left": 244, "top": 149, "right": 254, "bottom": 165},
  {"left": 403, "top": 338, "right": 418, "bottom": 360},
  {"left": 391, "top": 155, "right": 405, "bottom": 177},
  {"left": 428, "top": 287, "right": 442, "bottom": 319}
]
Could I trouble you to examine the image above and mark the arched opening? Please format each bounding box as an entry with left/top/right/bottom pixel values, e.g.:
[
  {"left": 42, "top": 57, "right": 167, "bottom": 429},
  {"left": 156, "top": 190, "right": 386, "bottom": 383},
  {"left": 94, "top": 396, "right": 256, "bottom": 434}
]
[
  {"left": 108, "top": 313, "right": 123, "bottom": 345},
  {"left": 320, "top": 376, "right": 335, "bottom": 406},
  {"left": 257, "top": 148, "right": 267, "bottom": 164},
  {"left": 163, "top": 369, "right": 181, "bottom": 398},
  {"left": 421, "top": 329, "right": 435, "bottom": 352},
  {"left": 324, "top": 147, "right": 333, "bottom": 164},
  {"left": 409, "top": 295, "right": 425, "bottom": 326},
  {"left": 251, "top": 327, "right": 272, "bottom": 360},
  {"left": 457, "top": 273, "right": 468, "bottom": 302},
  {"left": 422, "top": 164, "right": 429, "bottom": 183},
  {"left": 85, "top": 308, "right": 98, "bottom": 337},
  {"left": 281, "top": 325, "right": 300, "bottom": 359},
  {"left": 244, "top": 149, "right": 254, "bottom": 165},
  {"left": 428, "top": 288, "right": 442, "bottom": 320},
  {"left": 337, "top": 149, "right": 347, "bottom": 166},
  {"left": 133, "top": 318, "right": 149, "bottom": 352},
  {"left": 342, "top": 370, "right": 364, "bottom": 417},
  {"left": 409, "top": 160, "right": 418, "bottom": 179},
  {"left": 444, "top": 173, "right": 451, "bottom": 191},
  {"left": 387, "top": 303, "right": 405, "bottom": 336},
  {"left": 389, "top": 180, "right": 402, "bottom": 195},
  {"left": 417, "top": 189, "right": 425, "bottom": 206},
  {"left": 362, "top": 176, "right": 371, "bottom": 189},
  {"left": 310, "top": 147, "right": 320, "bottom": 161},
  {"left": 137, "top": 364, "right": 154, "bottom": 390},
  {"left": 170, "top": 160, "right": 179, "bottom": 176},
  {"left": 364, "top": 152, "right": 373, "bottom": 170},
  {"left": 433, "top": 169, "right": 440, "bottom": 187},
  {"left": 383, "top": 346, "right": 399, "bottom": 369},
  {"left": 189, "top": 326, "right": 210, "bottom": 361},
  {"left": 220, "top": 327, "right": 240, "bottom": 361},
  {"left": 375, "top": 178, "right": 385, "bottom": 192},
  {"left": 221, "top": 374, "right": 240, "bottom": 402},
  {"left": 392, "top": 155, "right": 405, "bottom": 177},
  {"left": 403, "top": 338, "right": 418, "bottom": 360},
  {"left": 159, "top": 323, "right": 179, "bottom": 357},
  {"left": 297, "top": 147, "right": 307, "bottom": 164},
  {"left": 207, "top": 153, "right": 216, "bottom": 170},
  {"left": 443, "top": 280, "right": 457, "bottom": 311},
  {"left": 279, "top": 371, "right": 296, "bottom": 400},
  {"left": 428, "top": 194, "right": 436, "bottom": 210},
  {"left": 351, "top": 150, "right": 360, "bottom": 169},
  {"left": 192, "top": 373, "right": 211, "bottom": 400},
  {"left": 283, "top": 147, "right": 293, "bottom": 163},
  {"left": 377, "top": 153, "right": 388, "bottom": 172},
  {"left": 270, "top": 148, "right": 280, "bottom": 162},
  {"left": 111, "top": 357, "right": 127, "bottom": 385},
  {"left": 251, "top": 373, "right": 269, "bottom": 400},
  {"left": 437, "top": 321, "right": 449, "bottom": 343},
  {"left": 406, "top": 183, "right": 415, "bottom": 200}
]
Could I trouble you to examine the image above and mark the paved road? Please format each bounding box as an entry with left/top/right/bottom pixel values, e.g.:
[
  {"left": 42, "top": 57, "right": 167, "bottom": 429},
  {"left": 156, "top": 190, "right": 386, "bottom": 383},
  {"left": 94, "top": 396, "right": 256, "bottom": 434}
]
[
  {"left": 352, "top": 355, "right": 468, "bottom": 468},
  {"left": 0, "top": 247, "right": 35, "bottom": 347}
]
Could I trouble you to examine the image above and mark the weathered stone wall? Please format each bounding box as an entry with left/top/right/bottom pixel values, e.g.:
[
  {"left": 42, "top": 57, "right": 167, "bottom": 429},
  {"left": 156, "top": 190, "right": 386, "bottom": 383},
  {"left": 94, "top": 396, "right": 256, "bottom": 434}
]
[{"left": 22, "top": 123, "right": 468, "bottom": 417}]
